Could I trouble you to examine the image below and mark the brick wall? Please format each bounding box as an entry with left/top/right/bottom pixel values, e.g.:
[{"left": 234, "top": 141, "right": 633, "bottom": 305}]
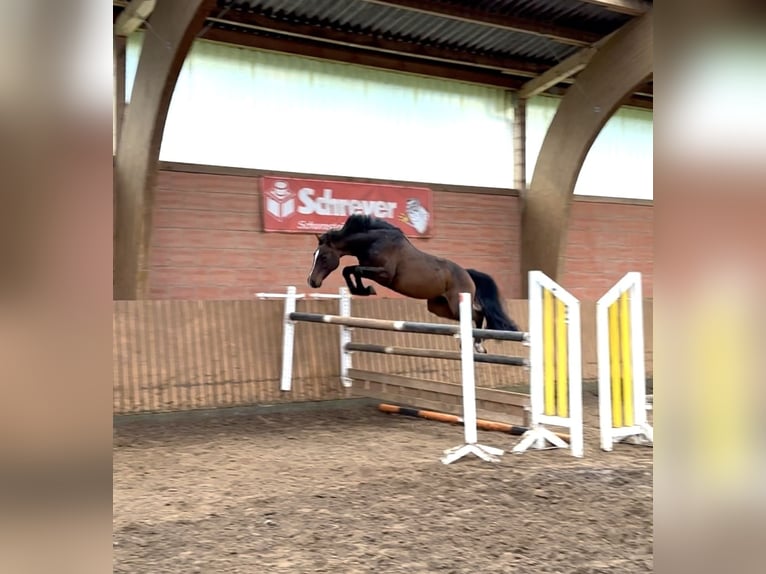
[
  {"left": 562, "top": 199, "right": 653, "bottom": 300},
  {"left": 148, "top": 169, "right": 521, "bottom": 299},
  {"left": 148, "top": 167, "right": 652, "bottom": 301}
]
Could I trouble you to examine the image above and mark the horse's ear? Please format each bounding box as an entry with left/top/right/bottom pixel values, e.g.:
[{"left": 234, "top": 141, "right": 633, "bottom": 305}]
[{"left": 314, "top": 234, "right": 321, "bottom": 242}]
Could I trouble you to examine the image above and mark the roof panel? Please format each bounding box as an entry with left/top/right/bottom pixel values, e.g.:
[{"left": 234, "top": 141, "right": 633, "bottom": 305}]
[
  {"left": 114, "top": 0, "right": 651, "bottom": 103},
  {"left": 221, "top": 0, "right": 603, "bottom": 64}
]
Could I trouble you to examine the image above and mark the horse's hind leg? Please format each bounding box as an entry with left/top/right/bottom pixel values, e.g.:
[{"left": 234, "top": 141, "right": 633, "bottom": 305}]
[
  {"left": 427, "top": 296, "right": 456, "bottom": 321},
  {"left": 472, "top": 308, "right": 487, "bottom": 354},
  {"left": 442, "top": 291, "right": 487, "bottom": 354}
]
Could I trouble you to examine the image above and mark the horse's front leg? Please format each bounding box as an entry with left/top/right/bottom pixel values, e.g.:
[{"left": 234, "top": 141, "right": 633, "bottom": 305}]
[
  {"left": 342, "top": 266, "right": 371, "bottom": 296},
  {"left": 353, "top": 266, "right": 393, "bottom": 296}
]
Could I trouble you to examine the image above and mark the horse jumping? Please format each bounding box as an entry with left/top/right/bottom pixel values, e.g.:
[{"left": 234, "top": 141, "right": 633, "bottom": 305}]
[{"left": 306, "top": 214, "right": 519, "bottom": 353}]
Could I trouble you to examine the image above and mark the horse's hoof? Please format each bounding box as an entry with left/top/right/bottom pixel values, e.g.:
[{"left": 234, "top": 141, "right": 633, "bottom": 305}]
[
  {"left": 366, "top": 286, "right": 377, "bottom": 295},
  {"left": 474, "top": 343, "right": 488, "bottom": 354}
]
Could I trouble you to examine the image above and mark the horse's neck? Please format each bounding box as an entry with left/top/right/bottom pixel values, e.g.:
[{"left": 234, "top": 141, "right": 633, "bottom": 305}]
[
  {"left": 343, "top": 231, "right": 389, "bottom": 259},
  {"left": 340, "top": 233, "right": 371, "bottom": 256}
]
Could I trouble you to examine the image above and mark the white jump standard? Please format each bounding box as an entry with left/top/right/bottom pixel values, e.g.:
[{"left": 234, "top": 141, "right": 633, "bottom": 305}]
[
  {"left": 596, "top": 272, "right": 653, "bottom": 451},
  {"left": 512, "top": 271, "right": 584, "bottom": 458},
  {"left": 440, "top": 293, "right": 506, "bottom": 464}
]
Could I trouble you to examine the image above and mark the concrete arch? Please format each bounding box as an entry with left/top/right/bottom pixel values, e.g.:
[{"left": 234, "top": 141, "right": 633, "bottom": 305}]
[
  {"left": 113, "top": 0, "right": 211, "bottom": 299},
  {"left": 520, "top": 10, "right": 652, "bottom": 292}
]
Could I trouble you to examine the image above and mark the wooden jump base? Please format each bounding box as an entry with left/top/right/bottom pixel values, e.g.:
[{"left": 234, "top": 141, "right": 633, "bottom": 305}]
[
  {"left": 350, "top": 368, "right": 530, "bottom": 427},
  {"left": 597, "top": 272, "right": 653, "bottom": 451},
  {"left": 377, "top": 404, "right": 571, "bottom": 442}
]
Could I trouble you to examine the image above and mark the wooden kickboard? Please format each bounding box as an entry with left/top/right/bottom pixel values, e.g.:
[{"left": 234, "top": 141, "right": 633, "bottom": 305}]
[{"left": 348, "top": 368, "right": 530, "bottom": 426}]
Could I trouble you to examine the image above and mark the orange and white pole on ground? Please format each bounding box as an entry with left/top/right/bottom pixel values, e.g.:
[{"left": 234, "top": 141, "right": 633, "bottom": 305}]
[{"left": 377, "top": 403, "right": 571, "bottom": 442}]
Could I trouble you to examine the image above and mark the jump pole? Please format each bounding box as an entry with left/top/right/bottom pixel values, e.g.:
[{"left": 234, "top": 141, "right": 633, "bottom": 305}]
[
  {"left": 440, "top": 292, "right": 504, "bottom": 464},
  {"left": 270, "top": 287, "right": 514, "bottom": 463},
  {"left": 377, "top": 403, "right": 571, "bottom": 442}
]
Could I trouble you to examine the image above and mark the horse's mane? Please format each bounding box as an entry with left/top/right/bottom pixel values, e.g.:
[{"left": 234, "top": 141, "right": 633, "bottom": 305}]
[
  {"left": 323, "top": 214, "right": 403, "bottom": 241},
  {"left": 343, "top": 214, "right": 401, "bottom": 234}
]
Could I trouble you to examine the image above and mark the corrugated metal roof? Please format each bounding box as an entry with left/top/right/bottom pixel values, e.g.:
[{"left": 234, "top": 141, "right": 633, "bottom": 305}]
[
  {"left": 478, "top": 0, "right": 631, "bottom": 26},
  {"left": 110, "top": 0, "right": 650, "bottom": 103},
  {"left": 218, "top": 0, "right": 633, "bottom": 64}
]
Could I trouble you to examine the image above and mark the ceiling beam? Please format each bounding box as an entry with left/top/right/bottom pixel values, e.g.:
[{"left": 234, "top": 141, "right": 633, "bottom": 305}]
[
  {"left": 622, "top": 95, "right": 653, "bottom": 110},
  {"left": 633, "top": 80, "right": 653, "bottom": 97},
  {"left": 210, "top": 11, "right": 547, "bottom": 77},
  {"left": 201, "top": 25, "right": 651, "bottom": 106},
  {"left": 360, "top": 0, "right": 601, "bottom": 46},
  {"left": 201, "top": 27, "right": 527, "bottom": 89},
  {"left": 114, "top": 0, "right": 156, "bottom": 36},
  {"left": 517, "top": 30, "right": 619, "bottom": 99},
  {"left": 543, "top": 84, "right": 652, "bottom": 110},
  {"left": 518, "top": 47, "right": 595, "bottom": 99},
  {"left": 577, "top": 0, "right": 651, "bottom": 16}
]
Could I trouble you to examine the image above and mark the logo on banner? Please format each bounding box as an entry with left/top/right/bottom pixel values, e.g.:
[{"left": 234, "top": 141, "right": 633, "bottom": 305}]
[
  {"left": 261, "top": 176, "right": 433, "bottom": 237},
  {"left": 400, "top": 198, "right": 431, "bottom": 234},
  {"left": 265, "top": 180, "right": 296, "bottom": 222}
]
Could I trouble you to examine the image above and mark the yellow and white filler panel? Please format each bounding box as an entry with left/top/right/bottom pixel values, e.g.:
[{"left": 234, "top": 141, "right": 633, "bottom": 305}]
[
  {"left": 597, "top": 272, "right": 653, "bottom": 451},
  {"left": 513, "top": 271, "right": 584, "bottom": 458}
]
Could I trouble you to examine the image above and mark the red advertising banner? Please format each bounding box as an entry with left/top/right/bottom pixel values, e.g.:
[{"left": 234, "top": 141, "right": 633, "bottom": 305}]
[{"left": 261, "top": 176, "right": 433, "bottom": 237}]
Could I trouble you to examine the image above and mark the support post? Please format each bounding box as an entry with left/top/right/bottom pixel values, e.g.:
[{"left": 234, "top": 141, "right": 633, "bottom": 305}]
[
  {"left": 567, "top": 299, "right": 585, "bottom": 456},
  {"left": 630, "top": 276, "right": 648, "bottom": 431},
  {"left": 113, "top": 34, "right": 126, "bottom": 152},
  {"left": 597, "top": 295, "right": 612, "bottom": 447},
  {"left": 520, "top": 10, "right": 652, "bottom": 291},
  {"left": 338, "top": 287, "right": 352, "bottom": 388},
  {"left": 280, "top": 286, "right": 297, "bottom": 392},
  {"left": 512, "top": 93, "right": 527, "bottom": 193},
  {"left": 441, "top": 293, "right": 505, "bottom": 464}
]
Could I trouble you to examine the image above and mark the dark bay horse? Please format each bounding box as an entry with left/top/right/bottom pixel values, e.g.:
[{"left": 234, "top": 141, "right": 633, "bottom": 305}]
[{"left": 306, "top": 214, "right": 519, "bottom": 353}]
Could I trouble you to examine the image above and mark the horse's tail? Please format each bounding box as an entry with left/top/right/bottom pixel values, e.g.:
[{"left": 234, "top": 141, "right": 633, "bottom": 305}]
[{"left": 466, "top": 268, "right": 520, "bottom": 332}]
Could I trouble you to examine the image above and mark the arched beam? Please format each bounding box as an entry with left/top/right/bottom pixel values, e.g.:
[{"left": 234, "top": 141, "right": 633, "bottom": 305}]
[
  {"left": 520, "top": 10, "right": 652, "bottom": 292},
  {"left": 113, "top": 0, "right": 211, "bottom": 299}
]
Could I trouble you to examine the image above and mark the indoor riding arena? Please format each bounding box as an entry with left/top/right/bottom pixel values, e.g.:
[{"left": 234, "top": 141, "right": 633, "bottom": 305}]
[
  {"left": 113, "top": 1, "right": 654, "bottom": 573},
  {"left": 113, "top": 402, "right": 652, "bottom": 573},
  {"left": 113, "top": 296, "right": 653, "bottom": 573}
]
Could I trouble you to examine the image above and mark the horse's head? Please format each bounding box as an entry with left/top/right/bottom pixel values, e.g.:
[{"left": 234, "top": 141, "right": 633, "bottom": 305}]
[{"left": 307, "top": 233, "right": 342, "bottom": 288}]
